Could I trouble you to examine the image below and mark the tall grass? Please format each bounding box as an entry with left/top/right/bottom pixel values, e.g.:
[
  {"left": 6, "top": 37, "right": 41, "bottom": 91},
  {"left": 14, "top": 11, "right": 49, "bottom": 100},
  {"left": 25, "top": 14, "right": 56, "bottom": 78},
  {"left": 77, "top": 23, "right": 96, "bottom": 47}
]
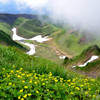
[{"left": 0, "top": 45, "right": 75, "bottom": 80}]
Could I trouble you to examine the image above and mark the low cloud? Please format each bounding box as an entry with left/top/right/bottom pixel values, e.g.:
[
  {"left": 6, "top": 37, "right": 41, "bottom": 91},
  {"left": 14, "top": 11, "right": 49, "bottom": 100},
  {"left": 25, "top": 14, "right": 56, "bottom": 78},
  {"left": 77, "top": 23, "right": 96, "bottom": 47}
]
[
  {"left": 1, "top": 0, "right": 100, "bottom": 35},
  {"left": 46, "top": 0, "right": 100, "bottom": 34}
]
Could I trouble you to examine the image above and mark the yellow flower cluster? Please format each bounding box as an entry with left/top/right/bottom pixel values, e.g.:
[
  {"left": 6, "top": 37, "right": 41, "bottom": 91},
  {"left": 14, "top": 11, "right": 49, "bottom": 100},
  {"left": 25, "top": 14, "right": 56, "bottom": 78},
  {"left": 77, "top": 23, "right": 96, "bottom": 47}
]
[{"left": 1, "top": 67, "right": 99, "bottom": 100}]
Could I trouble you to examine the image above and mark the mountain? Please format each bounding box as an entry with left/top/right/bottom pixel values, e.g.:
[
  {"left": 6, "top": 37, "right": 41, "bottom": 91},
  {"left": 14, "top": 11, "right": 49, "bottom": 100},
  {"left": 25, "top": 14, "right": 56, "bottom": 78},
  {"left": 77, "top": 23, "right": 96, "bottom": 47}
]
[
  {"left": 0, "top": 13, "right": 37, "bottom": 24},
  {"left": 64, "top": 45, "right": 100, "bottom": 78},
  {"left": 0, "top": 30, "right": 26, "bottom": 51},
  {"left": 52, "top": 28, "right": 100, "bottom": 56},
  {"left": 17, "top": 19, "right": 60, "bottom": 38}
]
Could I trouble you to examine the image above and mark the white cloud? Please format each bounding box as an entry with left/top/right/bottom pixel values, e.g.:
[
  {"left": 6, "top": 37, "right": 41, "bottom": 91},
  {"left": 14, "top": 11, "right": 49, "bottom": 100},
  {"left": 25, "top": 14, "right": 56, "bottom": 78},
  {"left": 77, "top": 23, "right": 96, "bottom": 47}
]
[
  {"left": 14, "top": 0, "right": 48, "bottom": 10},
  {"left": 46, "top": 0, "right": 100, "bottom": 34},
  {"left": 0, "top": 0, "right": 9, "bottom": 4}
]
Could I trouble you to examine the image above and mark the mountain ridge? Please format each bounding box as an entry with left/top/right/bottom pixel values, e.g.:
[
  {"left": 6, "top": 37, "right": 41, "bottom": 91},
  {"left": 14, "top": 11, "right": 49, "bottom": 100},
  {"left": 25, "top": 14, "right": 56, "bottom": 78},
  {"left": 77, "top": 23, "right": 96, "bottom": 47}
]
[{"left": 0, "top": 13, "right": 37, "bottom": 24}]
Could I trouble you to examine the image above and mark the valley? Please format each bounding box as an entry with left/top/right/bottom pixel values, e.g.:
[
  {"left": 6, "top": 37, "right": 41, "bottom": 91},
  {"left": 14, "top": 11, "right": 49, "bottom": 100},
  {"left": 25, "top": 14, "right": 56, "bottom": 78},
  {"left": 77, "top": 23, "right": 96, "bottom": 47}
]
[{"left": 0, "top": 14, "right": 100, "bottom": 100}]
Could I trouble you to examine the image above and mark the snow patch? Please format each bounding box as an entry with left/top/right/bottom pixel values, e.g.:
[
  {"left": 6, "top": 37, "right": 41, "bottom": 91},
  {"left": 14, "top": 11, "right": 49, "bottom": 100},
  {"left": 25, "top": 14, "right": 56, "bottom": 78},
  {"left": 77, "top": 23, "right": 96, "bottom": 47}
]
[
  {"left": 59, "top": 56, "right": 66, "bottom": 59},
  {"left": 12, "top": 27, "right": 35, "bottom": 55},
  {"left": 21, "top": 42, "right": 36, "bottom": 55},
  {"left": 12, "top": 28, "right": 26, "bottom": 40},
  {"left": 72, "top": 55, "right": 99, "bottom": 68},
  {"left": 29, "top": 35, "right": 49, "bottom": 43}
]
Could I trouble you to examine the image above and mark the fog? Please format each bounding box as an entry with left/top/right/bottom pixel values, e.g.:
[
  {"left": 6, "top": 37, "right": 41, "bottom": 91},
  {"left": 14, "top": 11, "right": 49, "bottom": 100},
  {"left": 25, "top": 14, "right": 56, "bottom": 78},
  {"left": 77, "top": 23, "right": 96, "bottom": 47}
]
[
  {"left": 1, "top": 0, "right": 100, "bottom": 35},
  {"left": 45, "top": 0, "right": 100, "bottom": 35}
]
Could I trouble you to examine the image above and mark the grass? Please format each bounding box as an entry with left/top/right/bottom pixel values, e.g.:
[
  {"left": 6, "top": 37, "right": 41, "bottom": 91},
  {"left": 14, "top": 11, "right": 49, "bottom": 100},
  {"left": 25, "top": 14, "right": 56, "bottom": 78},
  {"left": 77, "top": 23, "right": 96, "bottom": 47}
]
[
  {"left": 1, "top": 68, "right": 100, "bottom": 100},
  {"left": 0, "top": 30, "right": 26, "bottom": 51},
  {"left": 13, "top": 17, "right": 29, "bottom": 26},
  {"left": 52, "top": 28, "right": 100, "bottom": 57},
  {"left": 0, "top": 22, "right": 11, "bottom": 36},
  {"left": 63, "top": 45, "right": 100, "bottom": 78},
  {"left": 18, "top": 19, "right": 60, "bottom": 38},
  {"left": 0, "top": 45, "right": 100, "bottom": 100},
  {"left": 25, "top": 40, "right": 63, "bottom": 64}
]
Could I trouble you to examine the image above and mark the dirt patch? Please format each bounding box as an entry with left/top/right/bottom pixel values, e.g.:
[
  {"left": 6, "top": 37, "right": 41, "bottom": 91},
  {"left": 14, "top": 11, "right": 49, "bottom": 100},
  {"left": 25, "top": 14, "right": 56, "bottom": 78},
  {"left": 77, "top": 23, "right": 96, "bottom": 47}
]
[{"left": 45, "top": 38, "right": 73, "bottom": 58}]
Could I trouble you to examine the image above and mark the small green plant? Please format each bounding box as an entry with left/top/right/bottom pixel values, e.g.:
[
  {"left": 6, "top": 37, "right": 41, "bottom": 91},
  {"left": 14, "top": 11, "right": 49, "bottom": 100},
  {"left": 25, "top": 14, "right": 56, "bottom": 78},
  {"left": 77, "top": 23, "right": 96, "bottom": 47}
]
[{"left": 0, "top": 67, "right": 100, "bottom": 100}]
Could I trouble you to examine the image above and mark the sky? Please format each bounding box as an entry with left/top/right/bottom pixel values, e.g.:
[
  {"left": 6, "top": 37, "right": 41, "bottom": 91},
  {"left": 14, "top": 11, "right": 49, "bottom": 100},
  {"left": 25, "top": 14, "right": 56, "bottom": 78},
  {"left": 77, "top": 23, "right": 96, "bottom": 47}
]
[
  {"left": 0, "top": 0, "right": 48, "bottom": 14},
  {"left": 0, "top": 0, "right": 100, "bottom": 35}
]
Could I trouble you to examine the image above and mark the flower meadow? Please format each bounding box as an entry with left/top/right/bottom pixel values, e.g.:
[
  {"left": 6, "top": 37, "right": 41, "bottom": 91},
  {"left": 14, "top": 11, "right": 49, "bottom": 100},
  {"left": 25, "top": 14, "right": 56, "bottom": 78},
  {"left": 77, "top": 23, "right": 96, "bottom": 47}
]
[{"left": 0, "top": 66, "right": 100, "bottom": 100}]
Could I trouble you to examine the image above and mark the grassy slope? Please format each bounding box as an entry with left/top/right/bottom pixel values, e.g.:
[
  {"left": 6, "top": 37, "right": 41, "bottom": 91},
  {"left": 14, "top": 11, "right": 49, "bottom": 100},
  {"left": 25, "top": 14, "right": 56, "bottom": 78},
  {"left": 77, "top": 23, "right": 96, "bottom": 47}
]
[
  {"left": 64, "top": 45, "right": 100, "bottom": 78},
  {"left": 0, "top": 22, "right": 11, "bottom": 36},
  {"left": 0, "top": 30, "right": 26, "bottom": 51},
  {"left": 0, "top": 45, "right": 100, "bottom": 99},
  {"left": 52, "top": 29, "right": 100, "bottom": 57},
  {"left": 13, "top": 17, "right": 29, "bottom": 26},
  {"left": 18, "top": 19, "right": 60, "bottom": 38},
  {"left": 25, "top": 40, "right": 63, "bottom": 64}
]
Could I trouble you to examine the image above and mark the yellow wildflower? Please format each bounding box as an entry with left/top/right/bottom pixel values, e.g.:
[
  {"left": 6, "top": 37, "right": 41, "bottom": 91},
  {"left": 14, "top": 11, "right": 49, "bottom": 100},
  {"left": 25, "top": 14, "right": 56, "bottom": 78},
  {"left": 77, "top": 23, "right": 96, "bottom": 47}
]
[
  {"left": 34, "top": 82, "right": 37, "bottom": 84},
  {"left": 28, "top": 93, "right": 32, "bottom": 96},
  {"left": 17, "top": 75, "right": 21, "bottom": 78},
  {"left": 22, "top": 80, "right": 25, "bottom": 83},
  {"left": 11, "top": 70, "right": 14, "bottom": 73},
  {"left": 20, "top": 68, "right": 23, "bottom": 70},
  {"left": 67, "top": 79, "right": 71, "bottom": 82},
  {"left": 13, "top": 84, "right": 15, "bottom": 86},
  {"left": 75, "top": 87, "right": 80, "bottom": 91},
  {"left": 3, "top": 75, "right": 6, "bottom": 77},
  {"left": 20, "top": 89, "right": 23, "bottom": 92},
  {"left": 36, "top": 91, "right": 39, "bottom": 93},
  {"left": 3, "top": 68, "right": 5, "bottom": 70},
  {"left": 49, "top": 72, "right": 52, "bottom": 76},
  {"left": 71, "top": 92, "right": 73, "bottom": 95},
  {"left": 9, "top": 83, "right": 12, "bottom": 85},
  {"left": 42, "top": 83, "right": 45, "bottom": 85},
  {"left": 80, "top": 85, "right": 83, "bottom": 87},
  {"left": 55, "top": 79, "right": 58, "bottom": 83},
  {"left": 23, "top": 94, "right": 27, "bottom": 98},
  {"left": 29, "top": 80, "right": 32, "bottom": 83},
  {"left": 21, "top": 98, "right": 24, "bottom": 100},
  {"left": 35, "top": 77, "right": 38, "bottom": 80},
  {"left": 93, "top": 95, "right": 95, "bottom": 98},
  {"left": 47, "top": 89, "right": 49, "bottom": 92},
  {"left": 85, "top": 92, "right": 88, "bottom": 95},
  {"left": 24, "top": 86, "right": 28, "bottom": 89},
  {"left": 60, "top": 78, "right": 63, "bottom": 80},
  {"left": 13, "top": 65, "right": 15, "bottom": 68},
  {"left": 21, "top": 74, "right": 25, "bottom": 76},
  {"left": 33, "top": 70, "right": 35, "bottom": 72},
  {"left": 91, "top": 79, "right": 95, "bottom": 82},
  {"left": 89, "top": 95, "right": 91, "bottom": 97},
  {"left": 18, "top": 96, "right": 21, "bottom": 99}
]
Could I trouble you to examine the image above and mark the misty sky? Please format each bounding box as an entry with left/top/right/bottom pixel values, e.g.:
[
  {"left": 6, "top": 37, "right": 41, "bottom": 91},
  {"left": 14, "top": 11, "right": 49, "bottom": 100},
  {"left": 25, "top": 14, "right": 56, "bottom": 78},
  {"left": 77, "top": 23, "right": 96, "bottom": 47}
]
[
  {"left": 0, "top": 0, "right": 100, "bottom": 34},
  {"left": 0, "top": 0, "right": 48, "bottom": 14}
]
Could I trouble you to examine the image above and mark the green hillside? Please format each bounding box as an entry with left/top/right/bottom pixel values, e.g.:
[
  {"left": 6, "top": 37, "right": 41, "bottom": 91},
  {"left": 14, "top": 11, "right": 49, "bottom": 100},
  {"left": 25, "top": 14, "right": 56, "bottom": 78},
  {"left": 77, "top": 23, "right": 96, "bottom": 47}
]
[
  {"left": 64, "top": 45, "right": 100, "bottom": 78},
  {"left": 0, "top": 45, "right": 100, "bottom": 100},
  {"left": 0, "top": 22, "right": 11, "bottom": 36},
  {"left": 52, "top": 29, "right": 100, "bottom": 56},
  {"left": 18, "top": 19, "right": 60, "bottom": 38},
  {"left": 0, "top": 30, "right": 26, "bottom": 51},
  {"left": 13, "top": 17, "right": 29, "bottom": 26}
]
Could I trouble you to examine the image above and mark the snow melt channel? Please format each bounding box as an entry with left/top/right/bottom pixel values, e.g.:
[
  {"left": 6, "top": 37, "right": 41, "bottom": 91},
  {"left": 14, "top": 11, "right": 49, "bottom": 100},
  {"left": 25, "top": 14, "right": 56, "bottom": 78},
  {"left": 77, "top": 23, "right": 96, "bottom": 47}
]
[
  {"left": 12, "top": 27, "right": 50, "bottom": 55},
  {"left": 72, "top": 55, "right": 99, "bottom": 68},
  {"left": 12, "top": 27, "right": 36, "bottom": 55}
]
